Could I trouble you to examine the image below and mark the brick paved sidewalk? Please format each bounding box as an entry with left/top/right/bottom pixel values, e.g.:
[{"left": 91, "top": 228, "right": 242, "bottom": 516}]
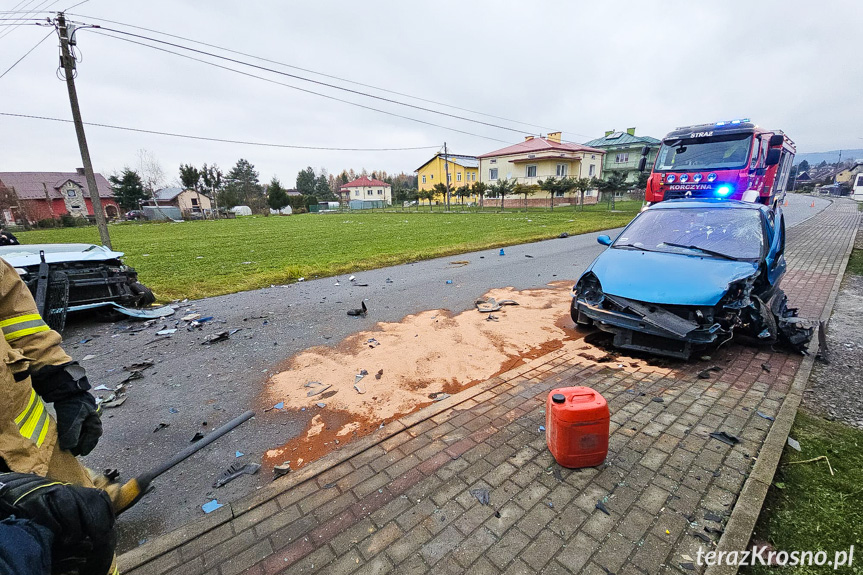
[{"left": 119, "top": 199, "right": 860, "bottom": 575}]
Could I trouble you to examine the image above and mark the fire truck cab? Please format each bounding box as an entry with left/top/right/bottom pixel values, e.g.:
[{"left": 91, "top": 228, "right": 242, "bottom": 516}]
[{"left": 640, "top": 120, "right": 796, "bottom": 208}]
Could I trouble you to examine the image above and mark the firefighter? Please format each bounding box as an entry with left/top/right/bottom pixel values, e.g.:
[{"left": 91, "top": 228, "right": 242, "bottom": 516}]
[{"left": 0, "top": 256, "right": 117, "bottom": 573}]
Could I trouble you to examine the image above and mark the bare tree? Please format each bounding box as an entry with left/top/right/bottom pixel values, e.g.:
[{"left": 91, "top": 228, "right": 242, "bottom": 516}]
[{"left": 138, "top": 149, "right": 168, "bottom": 218}]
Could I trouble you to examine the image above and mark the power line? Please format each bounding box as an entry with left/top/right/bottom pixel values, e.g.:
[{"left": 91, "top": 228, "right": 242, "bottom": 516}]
[
  {"left": 0, "top": 0, "right": 56, "bottom": 40},
  {"left": 90, "top": 25, "right": 538, "bottom": 139},
  {"left": 0, "top": 27, "right": 52, "bottom": 79},
  {"left": 66, "top": 11, "right": 588, "bottom": 138},
  {"left": 89, "top": 29, "right": 513, "bottom": 144},
  {"left": 0, "top": 111, "right": 444, "bottom": 151}
]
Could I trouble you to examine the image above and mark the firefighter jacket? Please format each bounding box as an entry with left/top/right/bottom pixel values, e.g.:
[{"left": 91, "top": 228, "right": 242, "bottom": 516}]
[{"left": 0, "top": 259, "right": 72, "bottom": 475}]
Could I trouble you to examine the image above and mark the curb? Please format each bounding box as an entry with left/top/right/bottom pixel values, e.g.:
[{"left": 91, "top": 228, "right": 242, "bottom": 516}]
[
  {"left": 118, "top": 349, "right": 570, "bottom": 571},
  {"left": 705, "top": 205, "right": 860, "bottom": 575}
]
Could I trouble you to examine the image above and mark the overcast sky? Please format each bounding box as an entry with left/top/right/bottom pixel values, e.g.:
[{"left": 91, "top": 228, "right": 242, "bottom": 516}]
[{"left": 1, "top": 0, "right": 861, "bottom": 186}]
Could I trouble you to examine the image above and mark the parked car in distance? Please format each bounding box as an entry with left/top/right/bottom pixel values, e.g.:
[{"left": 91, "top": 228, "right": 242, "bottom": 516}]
[
  {"left": 571, "top": 199, "right": 798, "bottom": 359},
  {"left": 0, "top": 243, "right": 156, "bottom": 330},
  {"left": 125, "top": 210, "right": 145, "bottom": 221}
]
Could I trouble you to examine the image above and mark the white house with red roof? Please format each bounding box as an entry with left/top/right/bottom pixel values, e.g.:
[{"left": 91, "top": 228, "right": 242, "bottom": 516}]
[
  {"left": 478, "top": 132, "right": 605, "bottom": 186},
  {"left": 0, "top": 169, "right": 120, "bottom": 224},
  {"left": 338, "top": 176, "right": 392, "bottom": 207}
]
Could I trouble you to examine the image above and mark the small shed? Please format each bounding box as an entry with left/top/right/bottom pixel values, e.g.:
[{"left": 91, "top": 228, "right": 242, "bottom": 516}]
[{"left": 231, "top": 206, "right": 253, "bottom": 216}]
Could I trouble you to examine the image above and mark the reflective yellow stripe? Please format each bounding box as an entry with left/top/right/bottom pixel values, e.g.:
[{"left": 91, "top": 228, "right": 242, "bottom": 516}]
[
  {"left": 4, "top": 324, "right": 50, "bottom": 341},
  {"left": 14, "top": 389, "right": 37, "bottom": 425},
  {"left": 12, "top": 482, "right": 65, "bottom": 506},
  {"left": 35, "top": 415, "right": 50, "bottom": 447},
  {"left": 19, "top": 399, "right": 44, "bottom": 439},
  {"left": 0, "top": 313, "right": 42, "bottom": 328}
]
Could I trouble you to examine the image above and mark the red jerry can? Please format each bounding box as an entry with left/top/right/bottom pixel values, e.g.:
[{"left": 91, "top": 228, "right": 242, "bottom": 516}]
[{"left": 546, "top": 386, "right": 609, "bottom": 468}]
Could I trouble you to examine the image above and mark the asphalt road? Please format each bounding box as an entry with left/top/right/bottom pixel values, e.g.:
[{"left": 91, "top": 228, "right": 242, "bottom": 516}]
[{"left": 64, "top": 193, "right": 827, "bottom": 550}]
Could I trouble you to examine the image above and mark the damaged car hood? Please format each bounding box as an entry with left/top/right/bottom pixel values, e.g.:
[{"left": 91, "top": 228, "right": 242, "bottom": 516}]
[
  {"left": 0, "top": 244, "right": 125, "bottom": 267},
  {"left": 590, "top": 248, "right": 759, "bottom": 306}
]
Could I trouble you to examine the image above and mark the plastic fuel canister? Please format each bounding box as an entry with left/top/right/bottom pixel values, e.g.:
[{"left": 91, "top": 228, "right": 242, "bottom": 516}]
[{"left": 546, "top": 386, "right": 609, "bottom": 468}]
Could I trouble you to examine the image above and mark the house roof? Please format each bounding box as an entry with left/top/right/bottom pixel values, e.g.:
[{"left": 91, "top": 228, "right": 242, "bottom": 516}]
[
  {"left": 0, "top": 171, "right": 114, "bottom": 200},
  {"left": 153, "top": 187, "right": 185, "bottom": 201},
  {"left": 477, "top": 137, "right": 604, "bottom": 159},
  {"left": 415, "top": 153, "right": 478, "bottom": 172},
  {"left": 341, "top": 176, "right": 390, "bottom": 188},
  {"left": 583, "top": 132, "right": 661, "bottom": 148}
]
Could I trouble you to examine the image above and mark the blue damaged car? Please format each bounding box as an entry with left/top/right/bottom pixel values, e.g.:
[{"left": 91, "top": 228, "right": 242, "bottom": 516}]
[{"left": 571, "top": 199, "right": 811, "bottom": 359}]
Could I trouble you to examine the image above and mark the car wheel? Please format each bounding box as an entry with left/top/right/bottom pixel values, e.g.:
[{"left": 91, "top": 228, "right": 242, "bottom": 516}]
[{"left": 130, "top": 281, "right": 156, "bottom": 307}]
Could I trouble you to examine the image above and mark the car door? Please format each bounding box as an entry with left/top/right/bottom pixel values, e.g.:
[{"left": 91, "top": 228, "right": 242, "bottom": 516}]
[{"left": 764, "top": 209, "right": 786, "bottom": 285}]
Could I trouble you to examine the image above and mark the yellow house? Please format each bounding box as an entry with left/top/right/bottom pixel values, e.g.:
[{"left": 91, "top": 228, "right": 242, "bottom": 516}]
[
  {"left": 415, "top": 154, "right": 479, "bottom": 197},
  {"left": 836, "top": 162, "right": 863, "bottom": 184}
]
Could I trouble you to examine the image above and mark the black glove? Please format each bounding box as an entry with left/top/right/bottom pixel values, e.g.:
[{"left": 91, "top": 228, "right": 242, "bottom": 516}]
[
  {"left": 0, "top": 472, "right": 116, "bottom": 575},
  {"left": 31, "top": 362, "right": 103, "bottom": 456}
]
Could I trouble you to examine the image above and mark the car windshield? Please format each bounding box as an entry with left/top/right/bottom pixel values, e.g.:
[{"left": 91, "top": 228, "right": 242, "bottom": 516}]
[
  {"left": 613, "top": 207, "right": 764, "bottom": 260},
  {"left": 655, "top": 133, "right": 753, "bottom": 171}
]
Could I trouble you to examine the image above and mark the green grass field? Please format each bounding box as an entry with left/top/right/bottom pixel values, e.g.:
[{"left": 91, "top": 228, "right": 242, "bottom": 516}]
[{"left": 16, "top": 202, "right": 639, "bottom": 301}]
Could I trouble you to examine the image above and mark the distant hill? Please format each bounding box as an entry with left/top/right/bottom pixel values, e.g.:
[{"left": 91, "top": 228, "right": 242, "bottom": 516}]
[{"left": 794, "top": 149, "right": 863, "bottom": 166}]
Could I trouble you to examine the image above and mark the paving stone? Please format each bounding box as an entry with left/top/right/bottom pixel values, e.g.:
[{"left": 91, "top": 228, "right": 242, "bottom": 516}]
[
  {"left": 486, "top": 527, "right": 530, "bottom": 570},
  {"left": 419, "top": 526, "right": 464, "bottom": 566}
]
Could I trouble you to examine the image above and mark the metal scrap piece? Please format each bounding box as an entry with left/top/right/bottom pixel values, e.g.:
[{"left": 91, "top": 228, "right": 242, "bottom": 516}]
[
  {"left": 470, "top": 488, "right": 490, "bottom": 505},
  {"left": 213, "top": 463, "right": 261, "bottom": 488},
  {"left": 709, "top": 431, "right": 740, "bottom": 446},
  {"left": 606, "top": 294, "right": 699, "bottom": 338}
]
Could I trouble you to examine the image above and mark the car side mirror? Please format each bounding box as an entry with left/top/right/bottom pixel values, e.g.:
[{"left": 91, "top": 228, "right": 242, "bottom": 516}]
[
  {"left": 765, "top": 148, "right": 781, "bottom": 166},
  {"left": 637, "top": 156, "right": 647, "bottom": 172},
  {"left": 769, "top": 134, "right": 784, "bottom": 147},
  {"left": 641, "top": 146, "right": 650, "bottom": 156},
  {"left": 597, "top": 235, "right": 612, "bottom": 246}
]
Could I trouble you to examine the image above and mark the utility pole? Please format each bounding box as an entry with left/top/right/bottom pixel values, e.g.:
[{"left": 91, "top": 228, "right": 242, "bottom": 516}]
[
  {"left": 443, "top": 142, "right": 451, "bottom": 211},
  {"left": 56, "top": 12, "right": 111, "bottom": 248}
]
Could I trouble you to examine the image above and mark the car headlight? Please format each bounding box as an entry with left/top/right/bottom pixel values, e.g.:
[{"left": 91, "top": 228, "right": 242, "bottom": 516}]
[{"left": 575, "top": 272, "right": 604, "bottom": 305}]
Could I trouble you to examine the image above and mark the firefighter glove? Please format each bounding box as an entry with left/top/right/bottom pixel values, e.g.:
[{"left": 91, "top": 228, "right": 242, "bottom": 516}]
[
  {"left": 0, "top": 472, "right": 117, "bottom": 575},
  {"left": 31, "top": 362, "right": 103, "bottom": 456}
]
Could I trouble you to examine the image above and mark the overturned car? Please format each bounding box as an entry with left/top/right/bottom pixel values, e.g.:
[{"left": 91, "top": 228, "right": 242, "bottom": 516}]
[
  {"left": 0, "top": 243, "right": 156, "bottom": 331},
  {"left": 571, "top": 199, "right": 812, "bottom": 359}
]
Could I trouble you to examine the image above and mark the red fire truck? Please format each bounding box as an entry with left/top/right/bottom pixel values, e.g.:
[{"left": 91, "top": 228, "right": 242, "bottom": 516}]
[{"left": 639, "top": 120, "right": 796, "bottom": 207}]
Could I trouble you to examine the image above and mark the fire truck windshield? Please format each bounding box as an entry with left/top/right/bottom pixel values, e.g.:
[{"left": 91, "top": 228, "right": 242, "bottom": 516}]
[{"left": 655, "top": 133, "right": 753, "bottom": 171}]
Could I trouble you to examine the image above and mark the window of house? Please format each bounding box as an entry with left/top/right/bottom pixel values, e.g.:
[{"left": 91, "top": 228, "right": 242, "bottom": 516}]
[
  {"left": 489, "top": 168, "right": 498, "bottom": 180},
  {"left": 526, "top": 165, "right": 537, "bottom": 178},
  {"left": 472, "top": 173, "right": 476, "bottom": 181},
  {"left": 614, "top": 153, "right": 629, "bottom": 163},
  {"left": 355, "top": 190, "right": 359, "bottom": 196},
  {"left": 191, "top": 198, "right": 199, "bottom": 206},
  {"left": 591, "top": 155, "right": 596, "bottom": 159},
  {"left": 422, "top": 175, "right": 426, "bottom": 184},
  {"left": 430, "top": 174, "right": 434, "bottom": 179},
  {"left": 447, "top": 173, "right": 451, "bottom": 182},
  {"left": 490, "top": 159, "right": 497, "bottom": 164},
  {"left": 70, "top": 204, "right": 81, "bottom": 209},
  {"left": 456, "top": 172, "right": 462, "bottom": 182},
  {"left": 556, "top": 164, "right": 568, "bottom": 177},
  {"left": 378, "top": 190, "right": 382, "bottom": 195},
  {"left": 589, "top": 164, "right": 596, "bottom": 176},
  {"left": 67, "top": 189, "right": 77, "bottom": 197}
]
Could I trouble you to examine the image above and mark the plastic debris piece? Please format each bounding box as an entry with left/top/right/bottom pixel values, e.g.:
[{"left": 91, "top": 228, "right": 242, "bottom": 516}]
[
  {"left": 375, "top": 369, "right": 383, "bottom": 380},
  {"left": 680, "top": 562, "right": 696, "bottom": 571},
  {"left": 559, "top": 232, "right": 569, "bottom": 238},
  {"left": 385, "top": 278, "right": 393, "bottom": 284},
  {"left": 432, "top": 393, "right": 450, "bottom": 402},
  {"left": 697, "top": 366, "right": 722, "bottom": 379},
  {"left": 354, "top": 383, "right": 366, "bottom": 394},
  {"left": 499, "top": 249, "right": 505, "bottom": 256},
  {"left": 101, "top": 396, "right": 127, "bottom": 409},
  {"left": 595, "top": 500, "right": 611, "bottom": 515},
  {"left": 761, "top": 363, "right": 772, "bottom": 373},
  {"left": 202, "top": 331, "right": 230, "bottom": 345},
  {"left": 367, "top": 338, "right": 380, "bottom": 348},
  {"left": 202, "top": 500, "right": 223, "bottom": 514},
  {"left": 709, "top": 431, "right": 740, "bottom": 446},
  {"left": 191, "top": 432, "right": 205, "bottom": 442},
  {"left": 756, "top": 411, "right": 775, "bottom": 421},
  {"left": 93, "top": 384, "right": 110, "bottom": 391},
  {"left": 82, "top": 354, "right": 96, "bottom": 361},
  {"left": 445, "top": 280, "right": 453, "bottom": 284},
  {"left": 153, "top": 423, "right": 169, "bottom": 433},
  {"left": 181, "top": 313, "right": 201, "bottom": 322},
  {"left": 652, "top": 397, "right": 664, "bottom": 403},
  {"left": 273, "top": 462, "right": 291, "bottom": 479},
  {"left": 124, "top": 360, "right": 154, "bottom": 371},
  {"left": 476, "top": 298, "right": 501, "bottom": 313},
  {"left": 349, "top": 275, "right": 355, "bottom": 281},
  {"left": 297, "top": 277, "right": 305, "bottom": 282},
  {"left": 787, "top": 437, "right": 801, "bottom": 451},
  {"left": 305, "top": 382, "right": 332, "bottom": 397},
  {"left": 323, "top": 482, "right": 336, "bottom": 489},
  {"left": 347, "top": 302, "right": 368, "bottom": 317},
  {"left": 316, "top": 402, "right": 326, "bottom": 408},
  {"left": 486, "top": 314, "right": 499, "bottom": 322},
  {"left": 359, "top": 369, "right": 368, "bottom": 376},
  {"left": 213, "top": 463, "right": 261, "bottom": 488},
  {"left": 156, "top": 328, "right": 177, "bottom": 336},
  {"left": 539, "top": 426, "right": 546, "bottom": 432},
  {"left": 704, "top": 511, "right": 723, "bottom": 522},
  {"left": 498, "top": 300, "right": 519, "bottom": 306},
  {"left": 553, "top": 468, "right": 563, "bottom": 482},
  {"left": 692, "top": 531, "right": 712, "bottom": 543},
  {"left": 235, "top": 451, "right": 244, "bottom": 458},
  {"left": 169, "top": 407, "right": 179, "bottom": 414},
  {"left": 470, "top": 488, "right": 490, "bottom": 505},
  {"left": 525, "top": 254, "right": 533, "bottom": 258}
]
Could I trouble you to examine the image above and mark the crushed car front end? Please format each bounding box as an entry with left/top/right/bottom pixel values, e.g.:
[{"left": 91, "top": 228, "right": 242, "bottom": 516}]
[{"left": 570, "top": 200, "right": 808, "bottom": 359}]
